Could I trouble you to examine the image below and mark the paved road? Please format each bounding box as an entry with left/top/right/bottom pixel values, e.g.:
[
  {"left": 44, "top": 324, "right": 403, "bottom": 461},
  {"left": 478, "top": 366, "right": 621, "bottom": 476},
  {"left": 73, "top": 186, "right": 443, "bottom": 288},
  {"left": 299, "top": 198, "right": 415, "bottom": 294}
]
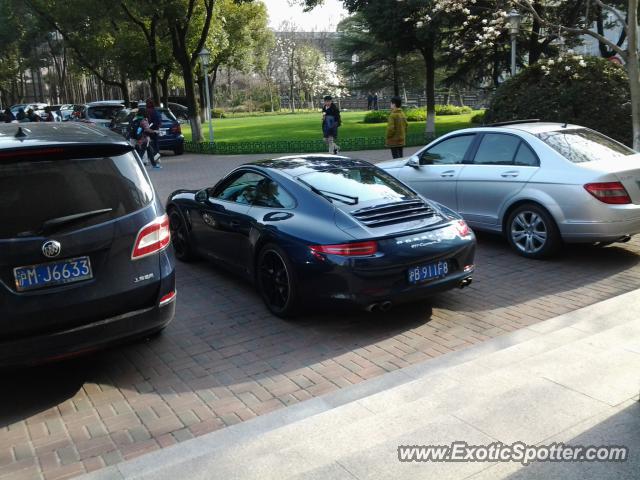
[{"left": 2, "top": 151, "right": 640, "bottom": 480}]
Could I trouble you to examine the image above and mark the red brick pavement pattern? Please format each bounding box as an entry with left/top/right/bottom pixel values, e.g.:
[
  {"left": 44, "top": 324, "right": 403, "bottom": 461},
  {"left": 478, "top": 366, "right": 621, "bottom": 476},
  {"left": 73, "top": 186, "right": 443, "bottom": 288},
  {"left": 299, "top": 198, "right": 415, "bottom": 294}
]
[{"left": 2, "top": 153, "right": 640, "bottom": 479}]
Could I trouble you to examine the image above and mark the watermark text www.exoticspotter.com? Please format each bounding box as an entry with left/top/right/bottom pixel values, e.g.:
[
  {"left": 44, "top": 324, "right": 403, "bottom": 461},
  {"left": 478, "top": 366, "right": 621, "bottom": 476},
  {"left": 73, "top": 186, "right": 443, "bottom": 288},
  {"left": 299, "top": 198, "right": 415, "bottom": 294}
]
[{"left": 397, "top": 442, "right": 628, "bottom": 466}]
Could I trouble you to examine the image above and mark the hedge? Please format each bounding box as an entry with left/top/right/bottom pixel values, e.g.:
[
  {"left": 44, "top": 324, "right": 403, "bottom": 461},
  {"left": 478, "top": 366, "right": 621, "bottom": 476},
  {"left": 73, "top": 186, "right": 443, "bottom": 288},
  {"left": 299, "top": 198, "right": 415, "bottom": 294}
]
[{"left": 485, "top": 55, "right": 632, "bottom": 146}]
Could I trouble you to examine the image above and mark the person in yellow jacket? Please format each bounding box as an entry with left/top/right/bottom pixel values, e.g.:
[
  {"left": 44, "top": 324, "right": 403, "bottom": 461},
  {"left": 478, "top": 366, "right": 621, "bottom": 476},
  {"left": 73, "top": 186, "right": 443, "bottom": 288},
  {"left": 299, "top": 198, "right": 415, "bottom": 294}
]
[{"left": 385, "top": 96, "right": 408, "bottom": 159}]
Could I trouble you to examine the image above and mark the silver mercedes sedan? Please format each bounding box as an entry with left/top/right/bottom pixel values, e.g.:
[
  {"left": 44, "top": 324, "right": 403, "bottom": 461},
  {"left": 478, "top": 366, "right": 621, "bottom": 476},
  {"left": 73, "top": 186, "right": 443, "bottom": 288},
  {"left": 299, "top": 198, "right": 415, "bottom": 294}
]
[{"left": 378, "top": 121, "right": 640, "bottom": 258}]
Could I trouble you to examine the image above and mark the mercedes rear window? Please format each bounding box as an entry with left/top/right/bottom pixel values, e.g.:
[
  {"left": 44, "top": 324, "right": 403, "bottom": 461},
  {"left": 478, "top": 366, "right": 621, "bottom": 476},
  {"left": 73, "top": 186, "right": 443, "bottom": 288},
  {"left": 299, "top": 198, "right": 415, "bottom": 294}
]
[
  {"left": 0, "top": 152, "right": 153, "bottom": 239},
  {"left": 537, "top": 128, "right": 636, "bottom": 163},
  {"left": 300, "top": 166, "right": 416, "bottom": 204}
]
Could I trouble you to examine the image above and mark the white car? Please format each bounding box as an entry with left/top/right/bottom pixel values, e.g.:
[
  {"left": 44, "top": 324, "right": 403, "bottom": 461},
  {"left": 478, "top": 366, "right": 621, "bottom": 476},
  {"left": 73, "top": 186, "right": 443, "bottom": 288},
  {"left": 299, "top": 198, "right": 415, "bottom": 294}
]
[{"left": 378, "top": 121, "right": 640, "bottom": 258}]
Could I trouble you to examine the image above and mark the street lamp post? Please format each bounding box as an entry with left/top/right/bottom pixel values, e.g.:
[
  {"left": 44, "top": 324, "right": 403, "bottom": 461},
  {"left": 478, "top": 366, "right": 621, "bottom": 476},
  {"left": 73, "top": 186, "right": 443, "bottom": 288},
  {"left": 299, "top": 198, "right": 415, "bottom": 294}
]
[
  {"left": 198, "top": 48, "right": 214, "bottom": 143},
  {"left": 506, "top": 9, "right": 522, "bottom": 77}
]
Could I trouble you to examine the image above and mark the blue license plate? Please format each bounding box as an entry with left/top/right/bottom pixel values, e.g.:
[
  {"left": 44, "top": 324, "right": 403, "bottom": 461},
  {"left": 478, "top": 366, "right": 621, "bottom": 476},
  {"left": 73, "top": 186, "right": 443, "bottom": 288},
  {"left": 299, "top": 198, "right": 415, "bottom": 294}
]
[
  {"left": 13, "top": 256, "right": 93, "bottom": 292},
  {"left": 408, "top": 260, "right": 449, "bottom": 284}
]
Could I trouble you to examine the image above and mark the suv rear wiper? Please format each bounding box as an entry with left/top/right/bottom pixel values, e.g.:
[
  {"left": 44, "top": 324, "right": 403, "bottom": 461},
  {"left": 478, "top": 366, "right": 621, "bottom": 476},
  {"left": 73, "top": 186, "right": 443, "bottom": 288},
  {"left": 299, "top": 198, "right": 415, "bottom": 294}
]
[
  {"left": 309, "top": 186, "right": 359, "bottom": 205},
  {"left": 18, "top": 208, "right": 113, "bottom": 237}
]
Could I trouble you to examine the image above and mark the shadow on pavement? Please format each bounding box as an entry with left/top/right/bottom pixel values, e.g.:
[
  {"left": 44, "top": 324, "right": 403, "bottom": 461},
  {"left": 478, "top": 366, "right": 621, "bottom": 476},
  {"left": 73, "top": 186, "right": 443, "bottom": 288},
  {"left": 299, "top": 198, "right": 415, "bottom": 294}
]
[{"left": 499, "top": 402, "right": 640, "bottom": 480}]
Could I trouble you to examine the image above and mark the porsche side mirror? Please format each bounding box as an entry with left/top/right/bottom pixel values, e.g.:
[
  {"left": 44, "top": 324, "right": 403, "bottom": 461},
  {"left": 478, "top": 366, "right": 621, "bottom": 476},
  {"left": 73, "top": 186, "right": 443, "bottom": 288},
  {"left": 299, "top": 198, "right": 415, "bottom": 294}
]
[
  {"left": 407, "top": 155, "right": 421, "bottom": 168},
  {"left": 195, "top": 189, "right": 208, "bottom": 203}
]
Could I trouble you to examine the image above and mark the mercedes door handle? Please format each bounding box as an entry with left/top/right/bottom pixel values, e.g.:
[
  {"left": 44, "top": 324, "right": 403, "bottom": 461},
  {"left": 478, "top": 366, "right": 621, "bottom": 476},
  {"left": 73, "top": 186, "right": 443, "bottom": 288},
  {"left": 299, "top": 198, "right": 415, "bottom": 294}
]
[
  {"left": 229, "top": 220, "right": 240, "bottom": 228},
  {"left": 440, "top": 170, "right": 456, "bottom": 178},
  {"left": 501, "top": 171, "right": 519, "bottom": 178}
]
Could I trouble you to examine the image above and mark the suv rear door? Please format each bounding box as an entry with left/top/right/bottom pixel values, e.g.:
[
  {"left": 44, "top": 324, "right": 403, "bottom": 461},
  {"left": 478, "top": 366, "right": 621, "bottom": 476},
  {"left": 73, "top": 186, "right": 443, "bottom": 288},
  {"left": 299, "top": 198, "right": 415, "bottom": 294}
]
[{"left": 0, "top": 146, "right": 163, "bottom": 339}]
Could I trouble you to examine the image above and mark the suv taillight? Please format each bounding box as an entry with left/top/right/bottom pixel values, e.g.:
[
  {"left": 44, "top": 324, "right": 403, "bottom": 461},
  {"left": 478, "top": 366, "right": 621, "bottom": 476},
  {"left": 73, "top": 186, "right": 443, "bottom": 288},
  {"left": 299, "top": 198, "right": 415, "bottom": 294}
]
[
  {"left": 584, "top": 182, "right": 631, "bottom": 204},
  {"left": 170, "top": 124, "right": 182, "bottom": 134},
  {"left": 132, "top": 214, "right": 171, "bottom": 260}
]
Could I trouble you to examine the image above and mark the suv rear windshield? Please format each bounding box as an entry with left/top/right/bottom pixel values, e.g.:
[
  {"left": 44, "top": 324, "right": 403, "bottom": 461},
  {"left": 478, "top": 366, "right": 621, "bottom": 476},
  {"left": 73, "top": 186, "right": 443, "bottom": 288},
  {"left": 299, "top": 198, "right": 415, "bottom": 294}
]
[
  {"left": 0, "top": 152, "right": 153, "bottom": 239},
  {"left": 87, "top": 105, "right": 123, "bottom": 120},
  {"left": 537, "top": 128, "right": 636, "bottom": 163},
  {"left": 300, "top": 167, "right": 416, "bottom": 205}
]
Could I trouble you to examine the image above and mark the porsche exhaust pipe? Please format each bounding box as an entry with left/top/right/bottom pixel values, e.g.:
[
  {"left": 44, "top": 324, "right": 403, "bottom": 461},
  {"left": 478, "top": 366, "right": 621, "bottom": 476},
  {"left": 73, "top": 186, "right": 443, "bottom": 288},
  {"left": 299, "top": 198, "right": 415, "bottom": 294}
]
[
  {"left": 459, "top": 278, "right": 473, "bottom": 289},
  {"left": 366, "top": 303, "right": 380, "bottom": 312},
  {"left": 366, "top": 301, "right": 393, "bottom": 313},
  {"left": 380, "top": 301, "right": 393, "bottom": 312}
]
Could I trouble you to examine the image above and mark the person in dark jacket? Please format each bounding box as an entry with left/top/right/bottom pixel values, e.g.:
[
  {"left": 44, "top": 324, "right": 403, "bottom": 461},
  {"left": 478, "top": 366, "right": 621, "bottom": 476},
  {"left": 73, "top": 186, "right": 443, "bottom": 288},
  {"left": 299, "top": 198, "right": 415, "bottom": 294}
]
[
  {"left": 321, "top": 95, "right": 341, "bottom": 155},
  {"left": 2, "top": 108, "right": 15, "bottom": 123},
  {"left": 146, "top": 98, "right": 162, "bottom": 164},
  {"left": 16, "top": 108, "right": 28, "bottom": 122}
]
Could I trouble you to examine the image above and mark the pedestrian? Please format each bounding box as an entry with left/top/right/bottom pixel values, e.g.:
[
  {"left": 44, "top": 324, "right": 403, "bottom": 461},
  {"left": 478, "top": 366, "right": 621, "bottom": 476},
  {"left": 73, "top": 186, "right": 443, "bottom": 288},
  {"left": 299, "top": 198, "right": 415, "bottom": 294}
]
[
  {"left": 373, "top": 92, "right": 378, "bottom": 110},
  {"left": 385, "top": 95, "right": 408, "bottom": 159},
  {"left": 2, "top": 108, "right": 15, "bottom": 123},
  {"left": 129, "top": 109, "right": 160, "bottom": 168},
  {"left": 145, "top": 98, "right": 162, "bottom": 164},
  {"left": 44, "top": 106, "right": 55, "bottom": 122},
  {"left": 367, "top": 92, "right": 373, "bottom": 110},
  {"left": 321, "top": 95, "right": 341, "bottom": 155},
  {"left": 16, "top": 108, "right": 28, "bottom": 122},
  {"left": 27, "top": 108, "right": 40, "bottom": 122}
]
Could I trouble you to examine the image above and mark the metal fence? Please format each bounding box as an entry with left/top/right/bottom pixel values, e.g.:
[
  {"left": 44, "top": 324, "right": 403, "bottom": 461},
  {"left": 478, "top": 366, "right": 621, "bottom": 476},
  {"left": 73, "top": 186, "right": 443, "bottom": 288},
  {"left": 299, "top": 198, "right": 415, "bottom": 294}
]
[{"left": 184, "top": 133, "right": 433, "bottom": 155}]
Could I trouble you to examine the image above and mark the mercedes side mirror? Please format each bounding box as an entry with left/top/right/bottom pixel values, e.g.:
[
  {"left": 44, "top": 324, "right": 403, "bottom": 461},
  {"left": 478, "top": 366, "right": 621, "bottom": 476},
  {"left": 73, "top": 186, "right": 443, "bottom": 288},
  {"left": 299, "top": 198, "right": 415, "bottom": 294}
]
[
  {"left": 407, "top": 155, "right": 421, "bottom": 168},
  {"left": 195, "top": 189, "right": 208, "bottom": 203}
]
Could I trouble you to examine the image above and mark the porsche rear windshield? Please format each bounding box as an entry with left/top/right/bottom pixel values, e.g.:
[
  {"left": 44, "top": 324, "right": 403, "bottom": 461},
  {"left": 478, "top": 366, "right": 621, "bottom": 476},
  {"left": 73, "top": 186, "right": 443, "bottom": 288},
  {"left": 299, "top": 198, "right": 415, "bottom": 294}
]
[
  {"left": 299, "top": 167, "right": 416, "bottom": 204},
  {"left": 536, "top": 128, "right": 636, "bottom": 163},
  {"left": 0, "top": 152, "right": 153, "bottom": 238}
]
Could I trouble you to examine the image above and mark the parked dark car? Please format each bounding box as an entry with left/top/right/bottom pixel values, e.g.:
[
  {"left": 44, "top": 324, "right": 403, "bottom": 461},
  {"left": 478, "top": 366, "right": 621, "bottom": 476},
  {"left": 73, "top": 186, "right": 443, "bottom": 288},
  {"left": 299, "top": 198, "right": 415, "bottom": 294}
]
[
  {"left": 167, "top": 155, "right": 475, "bottom": 317},
  {"left": 111, "top": 107, "right": 185, "bottom": 155},
  {"left": 0, "top": 123, "right": 176, "bottom": 366}
]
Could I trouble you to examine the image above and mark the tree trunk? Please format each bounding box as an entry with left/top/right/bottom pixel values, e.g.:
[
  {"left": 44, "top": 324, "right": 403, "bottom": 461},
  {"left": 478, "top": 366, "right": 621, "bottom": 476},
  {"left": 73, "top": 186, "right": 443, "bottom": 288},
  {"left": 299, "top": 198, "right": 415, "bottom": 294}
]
[
  {"left": 422, "top": 37, "right": 436, "bottom": 139},
  {"left": 160, "top": 68, "right": 170, "bottom": 108},
  {"left": 628, "top": 0, "right": 640, "bottom": 150},
  {"left": 528, "top": 0, "right": 544, "bottom": 64},
  {"left": 149, "top": 71, "right": 160, "bottom": 104},
  {"left": 184, "top": 66, "right": 202, "bottom": 142},
  {"left": 120, "top": 74, "right": 130, "bottom": 106},
  {"left": 392, "top": 57, "right": 400, "bottom": 96}
]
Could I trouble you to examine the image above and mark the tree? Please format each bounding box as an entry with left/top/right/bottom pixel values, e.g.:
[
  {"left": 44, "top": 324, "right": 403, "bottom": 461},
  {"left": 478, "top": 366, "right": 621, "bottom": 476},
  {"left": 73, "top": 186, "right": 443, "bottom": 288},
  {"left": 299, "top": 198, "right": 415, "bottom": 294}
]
[
  {"left": 439, "top": 0, "right": 640, "bottom": 150},
  {"left": 275, "top": 22, "right": 301, "bottom": 112},
  {"left": 335, "top": 13, "right": 408, "bottom": 95},
  {"left": 203, "top": 0, "right": 272, "bottom": 109},
  {"left": 119, "top": 1, "right": 175, "bottom": 105},
  {"left": 302, "top": 0, "right": 447, "bottom": 139},
  {"left": 162, "top": 0, "right": 216, "bottom": 142},
  {"left": 25, "top": 0, "right": 148, "bottom": 105}
]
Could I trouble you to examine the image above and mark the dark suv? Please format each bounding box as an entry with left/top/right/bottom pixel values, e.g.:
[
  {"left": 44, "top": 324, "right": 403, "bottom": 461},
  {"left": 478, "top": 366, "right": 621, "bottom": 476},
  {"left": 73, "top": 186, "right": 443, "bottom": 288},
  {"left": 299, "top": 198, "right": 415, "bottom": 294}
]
[{"left": 0, "top": 123, "right": 176, "bottom": 366}]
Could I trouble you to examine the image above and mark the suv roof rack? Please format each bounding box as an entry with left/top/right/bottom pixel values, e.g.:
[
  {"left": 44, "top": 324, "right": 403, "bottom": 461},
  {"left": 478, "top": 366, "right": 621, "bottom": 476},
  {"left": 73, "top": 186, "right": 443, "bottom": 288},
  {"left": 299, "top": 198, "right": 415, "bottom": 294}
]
[{"left": 486, "top": 119, "right": 541, "bottom": 127}]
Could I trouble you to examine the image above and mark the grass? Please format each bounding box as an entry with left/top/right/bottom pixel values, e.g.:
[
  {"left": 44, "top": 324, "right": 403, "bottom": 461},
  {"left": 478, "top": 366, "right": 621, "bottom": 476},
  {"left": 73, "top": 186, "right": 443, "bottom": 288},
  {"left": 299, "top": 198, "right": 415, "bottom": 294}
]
[{"left": 181, "top": 111, "right": 480, "bottom": 143}]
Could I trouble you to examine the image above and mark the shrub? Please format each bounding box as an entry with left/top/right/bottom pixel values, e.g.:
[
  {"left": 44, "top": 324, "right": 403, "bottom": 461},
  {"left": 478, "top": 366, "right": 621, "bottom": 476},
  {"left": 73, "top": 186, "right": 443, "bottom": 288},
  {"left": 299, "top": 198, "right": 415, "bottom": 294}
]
[
  {"left": 404, "top": 107, "right": 426, "bottom": 122},
  {"left": 211, "top": 108, "right": 225, "bottom": 118},
  {"left": 363, "top": 110, "right": 390, "bottom": 123},
  {"left": 471, "top": 111, "right": 486, "bottom": 124},
  {"left": 485, "top": 55, "right": 632, "bottom": 146},
  {"left": 435, "top": 104, "right": 472, "bottom": 115}
]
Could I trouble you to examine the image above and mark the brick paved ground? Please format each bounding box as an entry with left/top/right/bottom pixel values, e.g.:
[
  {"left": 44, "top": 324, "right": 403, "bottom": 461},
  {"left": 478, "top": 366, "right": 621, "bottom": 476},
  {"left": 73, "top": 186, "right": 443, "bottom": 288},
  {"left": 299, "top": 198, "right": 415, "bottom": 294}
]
[{"left": 2, "top": 151, "right": 640, "bottom": 480}]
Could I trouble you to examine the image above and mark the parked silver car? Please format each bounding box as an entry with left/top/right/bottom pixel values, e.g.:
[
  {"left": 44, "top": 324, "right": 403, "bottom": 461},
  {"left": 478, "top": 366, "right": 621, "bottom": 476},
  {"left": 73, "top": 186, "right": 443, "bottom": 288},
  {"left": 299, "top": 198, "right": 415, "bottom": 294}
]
[{"left": 379, "top": 121, "right": 640, "bottom": 258}]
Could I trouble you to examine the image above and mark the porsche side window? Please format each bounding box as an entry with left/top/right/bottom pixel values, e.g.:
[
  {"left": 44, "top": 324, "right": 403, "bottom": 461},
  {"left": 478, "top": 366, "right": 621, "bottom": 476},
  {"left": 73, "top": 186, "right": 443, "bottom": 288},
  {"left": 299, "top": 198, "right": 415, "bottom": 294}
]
[
  {"left": 252, "top": 179, "right": 296, "bottom": 209},
  {"left": 420, "top": 135, "right": 474, "bottom": 165},
  {"left": 214, "top": 172, "right": 265, "bottom": 204}
]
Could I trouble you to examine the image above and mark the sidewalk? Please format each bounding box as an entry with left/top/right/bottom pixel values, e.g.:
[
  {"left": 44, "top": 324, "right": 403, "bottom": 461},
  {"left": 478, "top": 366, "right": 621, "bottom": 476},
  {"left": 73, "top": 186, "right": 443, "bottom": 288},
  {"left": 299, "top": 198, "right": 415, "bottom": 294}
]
[{"left": 83, "top": 289, "right": 640, "bottom": 480}]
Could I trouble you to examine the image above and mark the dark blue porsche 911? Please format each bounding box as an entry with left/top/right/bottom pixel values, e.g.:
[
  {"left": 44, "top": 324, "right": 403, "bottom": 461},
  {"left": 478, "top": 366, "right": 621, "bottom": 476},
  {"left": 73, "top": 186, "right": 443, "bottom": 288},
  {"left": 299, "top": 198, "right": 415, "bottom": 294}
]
[{"left": 167, "top": 155, "right": 476, "bottom": 317}]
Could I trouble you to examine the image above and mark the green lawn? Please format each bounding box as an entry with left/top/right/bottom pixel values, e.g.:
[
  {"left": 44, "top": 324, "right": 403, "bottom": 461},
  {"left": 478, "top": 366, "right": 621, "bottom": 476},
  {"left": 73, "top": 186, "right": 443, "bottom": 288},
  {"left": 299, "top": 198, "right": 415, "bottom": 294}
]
[{"left": 182, "top": 111, "right": 479, "bottom": 143}]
